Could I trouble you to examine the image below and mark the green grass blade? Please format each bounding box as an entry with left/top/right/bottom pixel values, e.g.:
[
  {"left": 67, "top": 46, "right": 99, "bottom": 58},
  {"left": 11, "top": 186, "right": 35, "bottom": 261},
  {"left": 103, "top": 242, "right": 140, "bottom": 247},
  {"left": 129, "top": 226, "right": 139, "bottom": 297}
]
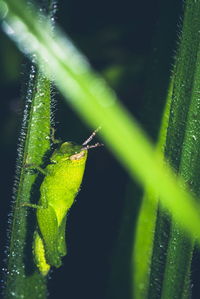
[
  {"left": 160, "top": 1, "right": 200, "bottom": 298},
  {"left": 2, "top": 1, "right": 56, "bottom": 297},
  {"left": 4, "top": 69, "right": 51, "bottom": 299},
  {"left": 146, "top": 1, "right": 200, "bottom": 298}
]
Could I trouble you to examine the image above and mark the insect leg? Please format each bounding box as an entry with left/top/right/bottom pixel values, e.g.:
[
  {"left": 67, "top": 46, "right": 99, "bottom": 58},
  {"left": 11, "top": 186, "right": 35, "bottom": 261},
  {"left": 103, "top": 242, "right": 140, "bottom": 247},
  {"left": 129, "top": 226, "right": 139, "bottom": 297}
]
[
  {"left": 51, "top": 127, "right": 61, "bottom": 144},
  {"left": 22, "top": 203, "right": 44, "bottom": 209},
  {"left": 24, "top": 163, "right": 47, "bottom": 176},
  {"left": 33, "top": 231, "right": 50, "bottom": 276},
  {"left": 22, "top": 189, "right": 48, "bottom": 209},
  {"left": 37, "top": 204, "right": 62, "bottom": 268}
]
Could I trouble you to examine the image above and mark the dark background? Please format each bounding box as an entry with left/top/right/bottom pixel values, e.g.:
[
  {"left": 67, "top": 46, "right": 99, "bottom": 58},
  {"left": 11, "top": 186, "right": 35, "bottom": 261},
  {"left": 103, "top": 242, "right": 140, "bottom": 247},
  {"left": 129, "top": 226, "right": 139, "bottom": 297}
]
[{"left": 0, "top": 1, "right": 188, "bottom": 298}]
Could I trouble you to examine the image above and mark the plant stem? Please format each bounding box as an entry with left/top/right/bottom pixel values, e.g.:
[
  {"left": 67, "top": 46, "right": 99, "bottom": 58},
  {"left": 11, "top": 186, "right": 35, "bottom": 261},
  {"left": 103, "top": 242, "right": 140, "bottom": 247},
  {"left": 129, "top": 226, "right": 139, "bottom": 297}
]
[{"left": 3, "top": 1, "right": 57, "bottom": 297}]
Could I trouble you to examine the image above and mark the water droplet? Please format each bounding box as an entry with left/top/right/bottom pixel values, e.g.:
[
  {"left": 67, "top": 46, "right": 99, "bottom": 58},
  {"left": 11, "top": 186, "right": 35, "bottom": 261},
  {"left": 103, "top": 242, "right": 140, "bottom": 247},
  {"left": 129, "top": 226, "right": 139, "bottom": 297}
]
[{"left": 192, "top": 135, "right": 197, "bottom": 141}]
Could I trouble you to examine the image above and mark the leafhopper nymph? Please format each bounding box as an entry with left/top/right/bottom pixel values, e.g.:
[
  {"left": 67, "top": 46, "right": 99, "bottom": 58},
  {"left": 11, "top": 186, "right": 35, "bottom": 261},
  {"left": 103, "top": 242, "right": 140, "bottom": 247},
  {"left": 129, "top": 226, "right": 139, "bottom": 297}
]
[{"left": 25, "top": 128, "right": 102, "bottom": 275}]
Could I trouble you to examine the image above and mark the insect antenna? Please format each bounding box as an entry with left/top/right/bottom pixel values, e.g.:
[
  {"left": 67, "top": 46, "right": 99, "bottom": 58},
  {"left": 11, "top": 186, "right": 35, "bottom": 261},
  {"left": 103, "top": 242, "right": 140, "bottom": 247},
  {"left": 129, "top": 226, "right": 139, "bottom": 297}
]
[
  {"left": 82, "top": 127, "right": 103, "bottom": 150},
  {"left": 81, "top": 142, "right": 103, "bottom": 151},
  {"left": 82, "top": 126, "right": 101, "bottom": 146}
]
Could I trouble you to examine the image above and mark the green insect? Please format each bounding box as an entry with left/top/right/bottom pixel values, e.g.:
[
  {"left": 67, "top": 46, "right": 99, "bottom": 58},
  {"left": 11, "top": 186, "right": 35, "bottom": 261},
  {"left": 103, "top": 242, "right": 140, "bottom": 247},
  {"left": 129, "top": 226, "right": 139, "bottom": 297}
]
[{"left": 25, "top": 128, "right": 102, "bottom": 276}]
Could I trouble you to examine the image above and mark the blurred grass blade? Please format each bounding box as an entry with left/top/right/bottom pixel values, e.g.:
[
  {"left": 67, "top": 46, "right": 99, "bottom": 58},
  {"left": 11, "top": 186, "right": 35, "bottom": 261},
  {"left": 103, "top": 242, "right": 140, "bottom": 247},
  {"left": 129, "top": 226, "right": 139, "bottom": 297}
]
[
  {"left": 1, "top": 0, "right": 200, "bottom": 254},
  {"left": 133, "top": 77, "right": 173, "bottom": 299}
]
